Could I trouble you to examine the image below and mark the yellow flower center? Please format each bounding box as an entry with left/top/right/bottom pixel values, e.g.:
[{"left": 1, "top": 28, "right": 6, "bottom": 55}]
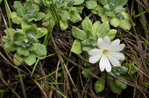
[{"left": 103, "top": 49, "right": 108, "bottom": 55}]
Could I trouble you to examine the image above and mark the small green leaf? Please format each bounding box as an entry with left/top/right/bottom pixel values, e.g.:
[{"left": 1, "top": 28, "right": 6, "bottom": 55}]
[
  {"left": 86, "top": 1, "right": 97, "bottom": 9},
  {"left": 35, "top": 28, "right": 47, "bottom": 39},
  {"left": 60, "top": 20, "right": 68, "bottom": 31},
  {"left": 71, "top": 40, "right": 82, "bottom": 54},
  {"left": 117, "top": 0, "right": 128, "bottom": 6},
  {"left": 92, "top": 21, "right": 101, "bottom": 38},
  {"left": 74, "top": 0, "right": 84, "bottom": 5},
  {"left": 4, "top": 28, "right": 16, "bottom": 37},
  {"left": 13, "top": 31, "right": 25, "bottom": 41},
  {"left": 28, "top": 44, "right": 36, "bottom": 52},
  {"left": 17, "top": 47, "right": 30, "bottom": 57},
  {"left": 72, "top": 26, "right": 86, "bottom": 40},
  {"left": 97, "top": 22, "right": 109, "bottom": 38},
  {"left": 82, "top": 67, "right": 95, "bottom": 78},
  {"left": 107, "top": 29, "right": 117, "bottom": 40},
  {"left": 81, "top": 17, "right": 92, "bottom": 33},
  {"left": 109, "top": 79, "right": 123, "bottom": 94},
  {"left": 98, "top": 0, "right": 108, "bottom": 5},
  {"left": 35, "top": 12, "right": 45, "bottom": 21},
  {"left": 112, "top": 66, "right": 128, "bottom": 75},
  {"left": 82, "top": 39, "right": 97, "bottom": 52},
  {"left": 110, "top": 17, "right": 120, "bottom": 27},
  {"left": 34, "top": 43, "right": 47, "bottom": 57},
  {"left": 70, "top": 12, "right": 82, "bottom": 23},
  {"left": 13, "top": 1, "right": 24, "bottom": 16},
  {"left": 60, "top": 10, "right": 70, "bottom": 21},
  {"left": 13, "top": 53, "right": 24, "bottom": 66},
  {"left": 101, "top": 15, "right": 110, "bottom": 22},
  {"left": 4, "top": 41, "right": 17, "bottom": 52},
  {"left": 25, "top": 24, "right": 37, "bottom": 36},
  {"left": 120, "top": 19, "right": 131, "bottom": 30},
  {"left": 94, "top": 74, "right": 105, "bottom": 93},
  {"left": 24, "top": 53, "right": 36, "bottom": 66},
  {"left": 27, "top": 33, "right": 37, "bottom": 43},
  {"left": 115, "top": 76, "right": 127, "bottom": 89}
]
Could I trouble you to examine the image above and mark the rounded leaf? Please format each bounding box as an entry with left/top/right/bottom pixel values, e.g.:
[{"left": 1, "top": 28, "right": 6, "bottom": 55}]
[
  {"left": 71, "top": 40, "right": 82, "bottom": 54},
  {"left": 24, "top": 53, "right": 36, "bottom": 66},
  {"left": 86, "top": 1, "right": 97, "bottom": 9},
  {"left": 13, "top": 53, "right": 24, "bottom": 66},
  {"left": 81, "top": 17, "right": 92, "bottom": 33},
  {"left": 34, "top": 43, "right": 47, "bottom": 57},
  {"left": 94, "top": 74, "right": 105, "bottom": 93},
  {"left": 72, "top": 26, "right": 86, "bottom": 40}
]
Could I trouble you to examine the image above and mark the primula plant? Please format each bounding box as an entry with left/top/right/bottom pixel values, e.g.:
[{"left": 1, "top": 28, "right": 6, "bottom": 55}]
[
  {"left": 41, "top": 0, "right": 84, "bottom": 30},
  {"left": 71, "top": 17, "right": 137, "bottom": 94},
  {"left": 11, "top": 1, "right": 45, "bottom": 24},
  {"left": 86, "top": 0, "right": 131, "bottom": 30},
  {"left": 71, "top": 17, "right": 117, "bottom": 54},
  {"left": 2, "top": 24, "right": 47, "bottom": 66}
]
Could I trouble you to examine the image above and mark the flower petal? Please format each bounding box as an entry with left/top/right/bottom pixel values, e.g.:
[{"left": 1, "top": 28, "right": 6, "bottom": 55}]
[
  {"left": 89, "top": 54, "right": 102, "bottom": 64},
  {"left": 109, "top": 52, "right": 125, "bottom": 60},
  {"left": 111, "top": 39, "right": 120, "bottom": 46},
  {"left": 104, "top": 36, "right": 111, "bottom": 44},
  {"left": 107, "top": 54, "right": 121, "bottom": 67},
  {"left": 111, "top": 44, "right": 125, "bottom": 51},
  {"left": 88, "top": 49, "right": 102, "bottom": 56},
  {"left": 99, "top": 55, "right": 111, "bottom": 72},
  {"left": 97, "top": 38, "right": 103, "bottom": 49}
]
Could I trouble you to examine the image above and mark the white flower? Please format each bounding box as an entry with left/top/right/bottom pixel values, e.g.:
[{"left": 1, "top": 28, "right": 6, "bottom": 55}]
[{"left": 88, "top": 36, "right": 125, "bottom": 72}]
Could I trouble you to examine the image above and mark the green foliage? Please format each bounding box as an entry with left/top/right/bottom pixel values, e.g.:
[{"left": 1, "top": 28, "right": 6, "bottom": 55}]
[
  {"left": 2, "top": 24, "right": 47, "bottom": 66},
  {"left": 87, "top": 0, "right": 131, "bottom": 30},
  {"left": 41, "top": 0, "right": 84, "bottom": 30},
  {"left": 94, "top": 74, "right": 105, "bottom": 93},
  {"left": 0, "top": 0, "right": 2, "bottom": 4},
  {"left": 71, "top": 17, "right": 117, "bottom": 54},
  {"left": 11, "top": 1, "right": 45, "bottom": 24}
]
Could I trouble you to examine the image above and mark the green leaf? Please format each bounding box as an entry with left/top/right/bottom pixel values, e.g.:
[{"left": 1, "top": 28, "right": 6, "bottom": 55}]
[
  {"left": 13, "top": 31, "right": 25, "bottom": 41},
  {"left": 94, "top": 74, "right": 105, "bottom": 93},
  {"left": 70, "top": 12, "right": 82, "bottom": 23},
  {"left": 13, "top": 53, "right": 24, "bottom": 66},
  {"left": 115, "top": 76, "right": 127, "bottom": 89},
  {"left": 35, "top": 28, "right": 47, "bottom": 39},
  {"left": 109, "top": 79, "right": 123, "bottom": 94},
  {"left": 4, "top": 28, "right": 16, "bottom": 37},
  {"left": 24, "top": 1, "right": 37, "bottom": 22},
  {"left": 60, "top": 10, "right": 70, "bottom": 21},
  {"left": 97, "top": 5, "right": 105, "bottom": 16},
  {"left": 112, "top": 66, "right": 128, "bottom": 75},
  {"left": 101, "top": 15, "right": 110, "bottom": 22},
  {"left": 107, "top": 29, "right": 117, "bottom": 40},
  {"left": 98, "top": 0, "right": 108, "bottom": 5},
  {"left": 120, "top": 19, "right": 131, "bottom": 30},
  {"left": 92, "top": 21, "right": 101, "bottom": 38},
  {"left": 17, "top": 47, "right": 30, "bottom": 57},
  {"left": 74, "top": 0, "right": 84, "bottom": 5},
  {"left": 82, "top": 67, "right": 95, "bottom": 78},
  {"left": 81, "top": 17, "right": 92, "bottom": 33},
  {"left": 13, "top": 1, "right": 24, "bottom": 16},
  {"left": 82, "top": 39, "right": 97, "bottom": 52},
  {"left": 11, "top": 12, "right": 24, "bottom": 24},
  {"left": 34, "top": 43, "right": 47, "bottom": 57},
  {"left": 27, "top": 33, "right": 37, "bottom": 43},
  {"left": 117, "top": 0, "right": 128, "bottom": 6},
  {"left": 72, "top": 26, "right": 86, "bottom": 40},
  {"left": 105, "top": 11, "right": 115, "bottom": 18},
  {"left": 25, "top": 24, "right": 37, "bottom": 36},
  {"left": 24, "top": 53, "right": 36, "bottom": 66},
  {"left": 28, "top": 44, "right": 36, "bottom": 52},
  {"left": 97, "top": 22, "right": 109, "bottom": 38},
  {"left": 0, "top": 0, "right": 2, "bottom": 4},
  {"left": 60, "top": 20, "right": 68, "bottom": 31},
  {"left": 86, "top": 1, "right": 97, "bottom": 9},
  {"left": 110, "top": 17, "right": 120, "bottom": 27},
  {"left": 4, "top": 41, "right": 17, "bottom": 52},
  {"left": 71, "top": 40, "right": 82, "bottom": 54},
  {"left": 35, "top": 12, "right": 45, "bottom": 21}
]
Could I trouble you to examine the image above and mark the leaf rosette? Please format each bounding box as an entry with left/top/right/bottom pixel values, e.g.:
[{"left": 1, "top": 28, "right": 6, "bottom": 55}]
[
  {"left": 2, "top": 24, "right": 47, "bottom": 66},
  {"left": 11, "top": 1, "right": 45, "bottom": 24}
]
